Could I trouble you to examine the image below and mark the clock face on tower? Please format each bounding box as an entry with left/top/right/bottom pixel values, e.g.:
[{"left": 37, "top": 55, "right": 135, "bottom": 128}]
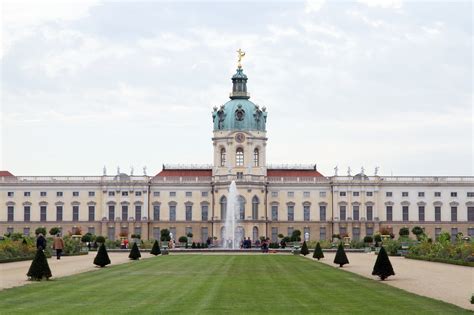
[{"left": 235, "top": 133, "right": 245, "bottom": 143}]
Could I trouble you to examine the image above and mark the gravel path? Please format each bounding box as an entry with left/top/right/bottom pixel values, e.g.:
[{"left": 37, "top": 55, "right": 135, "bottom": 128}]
[{"left": 306, "top": 252, "right": 474, "bottom": 311}]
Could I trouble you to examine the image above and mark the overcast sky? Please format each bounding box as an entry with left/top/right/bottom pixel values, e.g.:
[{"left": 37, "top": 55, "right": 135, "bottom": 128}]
[{"left": 1, "top": 0, "right": 472, "bottom": 177}]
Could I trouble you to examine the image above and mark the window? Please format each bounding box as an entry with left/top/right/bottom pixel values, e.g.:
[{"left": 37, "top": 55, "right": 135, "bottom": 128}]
[
  {"left": 352, "top": 227, "right": 360, "bottom": 241},
  {"left": 451, "top": 192, "right": 457, "bottom": 197},
  {"left": 220, "top": 148, "right": 226, "bottom": 167},
  {"left": 71, "top": 205, "right": 79, "bottom": 221},
  {"left": 236, "top": 172, "right": 243, "bottom": 179},
  {"left": 185, "top": 192, "right": 192, "bottom": 197},
  {"left": 122, "top": 191, "right": 128, "bottom": 196},
  {"left": 88, "top": 206, "right": 95, "bottom": 221},
  {"left": 303, "top": 191, "right": 310, "bottom": 198},
  {"left": 319, "top": 227, "right": 326, "bottom": 241},
  {"left": 201, "top": 227, "right": 209, "bottom": 243},
  {"left": 353, "top": 192, "right": 359, "bottom": 197},
  {"left": 134, "top": 227, "right": 142, "bottom": 237},
  {"left": 468, "top": 207, "right": 474, "bottom": 221},
  {"left": 135, "top": 191, "right": 142, "bottom": 197},
  {"left": 185, "top": 205, "right": 192, "bottom": 221},
  {"left": 366, "top": 226, "right": 374, "bottom": 236},
  {"left": 303, "top": 205, "right": 310, "bottom": 221},
  {"left": 40, "top": 191, "right": 46, "bottom": 197},
  {"left": 418, "top": 206, "right": 425, "bottom": 222},
  {"left": 386, "top": 206, "right": 393, "bottom": 221},
  {"left": 271, "top": 205, "right": 278, "bottom": 221},
  {"left": 135, "top": 205, "right": 142, "bottom": 221},
  {"left": 252, "top": 196, "right": 259, "bottom": 220},
  {"left": 73, "top": 191, "right": 79, "bottom": 197},
  {"left": 56, "top": 206, "right": 63, "bottom": 221},
  {"left": 108, "top": 227, "right": 115, "bottom": 241},
  {"left": 201, "top": 191, "right": 208, "bottom": 197},
  {"left": 340, "top": 206, "right": 346, "bottom": 221},
  {"left": 88, "top": 191, "right": 95, "bottom": 197},
  {"left": 122, "top": 205, "right": 128, "bottom": 221},
  {"left": 24, "top": 206, "right": 30, "bottom": 222},
  {"left": 201, "top": 205, "right": 208, "bottom": 221},
  {"left": 339, "top": 192, "right": 346, "bottom": 197},
  {"left": 366, "top": 192, "right": 373, "bottom": 197},
  {"left": 435, "top": 206, "right": 441, "bottom": 222},
  {"left": 271, "top": 227, "right": 278, "bottom": 242},
  {"left": 153, "top": 227, "right": 160, "bottom": 240},
  {"left": 153, "top": 191, "right": 160, "bottom": 197},
  {"left": 468, "top": 227, "right": 474, "bottom": 237},
  {"left": 434, "top": 192, "right": 441, "bottom": 197},
  {"left": 353, "top": 205, "right": 359, "bottom": 221},
  {"left": 451, "top": 207, "right": 457, "bottom": 222},
  {"left": 319, "top": 191, "right": 326, "bottom": 197},
  {"left": 435, "top": 228, "right": 442, "bottom": 240},
  {"left": 402, "top": 192, "right": 408, "bottom": 197},
  {"left": 238, "top": 196, "right": 245, "bottom": 220},
  {"left": 7, "top": 227, "right": 13, "bottom": 234},
  {"left": 287, "top": 205, "right": 294, "bottom": 221},
  {"left": 386, "top": 192, "right": 392, "bottom": 197},
  {"left": 170, "top": 205, "right": 176, "bottom": 221},
  {"left": 236, "top": 148, "right": 244, "bottom": 166},
  {"left": 366, "top": 206, "right": 373, "bottom": 221},
  {"left": 253, "top": 148, "right": 259, "bottom": 167},
  {"left": 108, "top": 191, "right": 115, "bottom": 196},
  {"left": 169, "top": 192, "right": 176, "bottom": 197},
  {"left": 467, "top": 192, "right": 474, "bottom": 197},
  {"left": 339, "top": 227, "right": 347, "bottom": 237},
  {"left": 23, "top": 227, "right": 30, "bottom": 236},
  {"left": 288, "top": 227, "right": 294, "bottom": 237},
  {"left": 320, "top": 205, "right": 326, "bottom": 221},
  {"left": 7, "top": 206, "right": 14, "bottom": 222},
  {"left": 220, "top": 196, "right": 227, "bottom": 220},
  {"left": 402, "top": 206, "right": 409, "bottom": 221},
  {"left": 451, "top": 228, "right": 458, "bottom": 240},
  {"left": 287, "top": 192, "right": 294, "bottom": 198},
  {"left": 271, "top": 191, "right": 278, "bottom": 197},
  {"left": 7, "top": 192, "right": 14, "bottom": 197},
  {"left": 107, "top": 206, "right": 114, "bottom": 221},
  {"left": 24, "top": 192, "right": 31, "bottom": 197},
  {"left": 57, "top": 192, "right": 63, "bottom": 197},
  {"left": 40, "top": 206, "right": 47, "bottom": 222},
  {"left": 418, "top": 192, "right": 425, "bottom": 197},
  {"left": 153, "top": 205, "right": 160, "bottom": 221}
]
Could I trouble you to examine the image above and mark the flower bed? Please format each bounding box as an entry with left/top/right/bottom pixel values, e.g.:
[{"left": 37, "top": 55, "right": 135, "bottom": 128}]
[
  {"left": 405, "top": 254, "right": 474, "bottom": 267},
  {"left": 406, "top": 238, "right": 473, "bottom": 267}
]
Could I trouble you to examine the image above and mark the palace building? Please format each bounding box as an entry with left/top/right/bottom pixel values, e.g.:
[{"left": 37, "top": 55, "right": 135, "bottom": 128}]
[{"left": 1, "top": 60, "right": 474, "bottom": 243}]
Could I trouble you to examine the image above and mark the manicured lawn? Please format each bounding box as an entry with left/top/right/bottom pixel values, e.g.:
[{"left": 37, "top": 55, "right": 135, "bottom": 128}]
[{"left": 0, "top": 255, "right": 469, "bottom": 314}]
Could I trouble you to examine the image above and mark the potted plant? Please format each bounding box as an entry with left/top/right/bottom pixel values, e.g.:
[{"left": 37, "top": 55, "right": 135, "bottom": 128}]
[{"left": 178, "top": 236, "right": 188, "bottom": 247}]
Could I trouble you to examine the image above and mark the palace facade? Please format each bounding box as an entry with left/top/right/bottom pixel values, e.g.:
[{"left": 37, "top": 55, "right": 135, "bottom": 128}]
[{"left": 1, "top": 64, "right": 473, "bottom": 242}]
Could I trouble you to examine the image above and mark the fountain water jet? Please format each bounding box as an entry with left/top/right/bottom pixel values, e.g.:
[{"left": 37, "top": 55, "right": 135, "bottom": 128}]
[{"left": 224, "top": 181, "right": 240, "bottom": 248}]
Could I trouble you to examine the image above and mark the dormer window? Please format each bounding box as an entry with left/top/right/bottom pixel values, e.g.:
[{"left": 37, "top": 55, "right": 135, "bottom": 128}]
[
  {"left": 235, "top": 106, "right": 245, "bottom": 121},
  {"left": 236, "top": 148, "right": 244, "bottom": 166}
]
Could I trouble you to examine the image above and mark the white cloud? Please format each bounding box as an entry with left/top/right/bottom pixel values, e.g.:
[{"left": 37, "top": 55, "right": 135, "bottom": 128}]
[
  {"left": 305, "top": 0, "right": 326, "bottom": 13},
  {"left": 356, "top": 0, "right": 402, "bottom": 9}
]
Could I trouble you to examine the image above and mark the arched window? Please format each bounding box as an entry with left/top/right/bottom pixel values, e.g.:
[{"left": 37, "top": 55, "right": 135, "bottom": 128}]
[
  {"left": 238, "top": 196, "right": 245, "bottom": 220},
  {"left": 253, "top": 226, "right": 259, "bottom": 241},
  {"left": 236, "top": 148, "right": 244, "bottom": 166},
  {"left": 253, "top": 148, "right": 259, "bottom": 167},
  {"left": 220, "top": 196, "right": 227, "bottom": 220},
  {"left": 220, "top": 148, "right": 226, "bottom": 167},
  {"left": 252, "top": 196, "right": 259, "bottom": 220}
]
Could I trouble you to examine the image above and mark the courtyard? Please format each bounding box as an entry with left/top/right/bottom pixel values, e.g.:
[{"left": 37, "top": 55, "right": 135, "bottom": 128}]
[{"left": 0, "top": 253, "right": 470, "bottom": 314}]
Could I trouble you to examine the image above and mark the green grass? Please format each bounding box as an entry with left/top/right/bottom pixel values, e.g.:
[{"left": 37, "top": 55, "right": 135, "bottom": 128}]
[{"left": 0, "top": 255, "right": 469, "bottom": 314}]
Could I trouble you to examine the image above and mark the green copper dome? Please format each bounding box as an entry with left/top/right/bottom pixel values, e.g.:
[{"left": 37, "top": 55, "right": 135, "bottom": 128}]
[{"left": 212, "top": 67, "right": 267, "bottom": 131}]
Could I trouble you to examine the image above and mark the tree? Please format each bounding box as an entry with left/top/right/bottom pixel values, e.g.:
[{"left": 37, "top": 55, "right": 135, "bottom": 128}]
[
  {"left": 313, "top": 242, "right": 324, "bottom": 260},
  {"left": 161, "top": 229, "right": 171, "bottom": 242},
  {"left": 178, "top": 236, "right": 188, "bottom": 244},
  {"left": 49, "top": 227, "right": 61, "bottom": 236},
  {"left": 411, "top": 226, "right": 424, "bottom": 240},
  {"left": 81, "top": 233, "right": 93, "bottom": 243},
  {"left": 399, "top": 227, "right": 410, "bottom": 238},
  {"left": 93, "top": 243, "right": 111, "bottom": 267},
  {"left": 290, "top": 230, "right": 302, "bottom": 242},
  {"left": 372, "top": 246, "right": 395, "bottom": 280},
  {"left": 300, "top": 241, "right": 309, "bottom": 256},
  {"left": 187, "top": 232, "right": 193, "bottom": 238},
  {"left": 35, "top": 227, "right": 46, "bottom": 236},
  {"left": 27, "top": 249, "right": 52, "bottom": 281},
  {"left": 150, "top": 240, "right": 161, "bottom": 255},
  {"left": 129, "top": 242, "right": 141, "bottom": 260},
  {"left": 95, "top": 235, "right": 106, "bottom": 244},
  {"left": 333, "top": 243, "right": 349, "bottom": 267},
  {"left": 363, "top": 235, "right": 373, "bottom": 244}
]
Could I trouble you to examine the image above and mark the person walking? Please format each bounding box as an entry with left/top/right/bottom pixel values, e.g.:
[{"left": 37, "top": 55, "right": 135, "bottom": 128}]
[
  {"left": 36, "top": 233, "right": 47, "bottom": 250},
  {"left": 52, "top": 233, "right": 64, "bottom": 260}
]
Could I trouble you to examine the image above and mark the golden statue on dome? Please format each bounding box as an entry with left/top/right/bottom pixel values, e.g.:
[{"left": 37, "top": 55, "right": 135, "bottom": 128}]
[{"left": 237, "top": 48, "right": 245, "bottom": 68}]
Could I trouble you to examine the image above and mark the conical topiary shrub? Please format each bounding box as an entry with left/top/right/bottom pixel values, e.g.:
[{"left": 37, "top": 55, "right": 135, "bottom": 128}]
[
  {"left": 313, "top": 242, "right": 324, "bottom": 260},
  {"left": 333, "top": 243, "right": 349, "bottom": 267},
  {"left": 191, "top": 242, "right": 196, "bottom": 248},
  {"left": 372, "top": 246, "right": 395, "bottom": 280},
  {"left": 300, "top": 241, "right": 309, "bottom": 256},
  {"left": 27, "top": 249, "right": 52, "bottom": 281},
  {"left": 150, "top": 240, "right": 161, "bottom": 255},
  {"left": 93, "top": 243, "right": 111, "bottom": 267},
  {"left": 129, "top": 242, "right": 141, "bottom": 260}
]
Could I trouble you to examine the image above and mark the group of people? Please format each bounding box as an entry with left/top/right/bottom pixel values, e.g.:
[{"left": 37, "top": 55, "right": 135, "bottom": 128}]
[{"left": 36, "top": 233, "right": 64, "bottom": 260}]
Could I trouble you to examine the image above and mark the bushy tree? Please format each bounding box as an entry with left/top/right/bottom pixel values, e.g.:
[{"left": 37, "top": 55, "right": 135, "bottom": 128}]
[
  {"left": 333, "top": 243, "right": 349, "bottom": 267},
  {"left": 81, "top": 233, "right": 93, "bottom": 243},
  {"left": 411, "top": 226, "right": 425, "bottom": 240},
  {"left": 93, "top": 243, "right": 111, "bottom": 267},
  {"left": 300, "top": 241, "right": 309, "bottom": 256},
  {"left": 95, "top": 235, "right": 106, "bottom": 244},
  {"left": 178, "top": 236, "right": 188, "bottom": 244},
  {"left": 290, "top": 230, "right": 302, "bottom": 242},
  {"left": 49, "top": 227, "right": 61, "bottom": 236},
  {"left": 372, "top": 246, "right": 395, "bottom": 280},
  {"left": 363, "top": 235, "right": 373, "bottom": 244},
  {"left": 160, "top": 229, "right": 171, "bottom": 242},
  {"left": 35, "top": 227, "right": 46, "bottom": 236},
  {"left": 313, "top": 242, "right": 324, "bottom": 260},
  {"left": 399, "top": 227, "right": 410, "bottom": 238},
  {"left": 27, "top": 249, "right": 52, "bottom": 280},
  {"left": 129, "top": 242, "right": 141, "bottom": 260},
  {"left": 150, "top": 240, "right": 161, "bottom": 255}
]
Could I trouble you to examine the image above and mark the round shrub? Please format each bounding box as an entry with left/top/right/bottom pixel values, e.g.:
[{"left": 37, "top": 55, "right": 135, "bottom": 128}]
[
  {"left": 178, "top": 236, "right": 188, "bottom": 243},
  {"left": 363, "top": 235, "right": 373, "bottom": 244},
  {"left": 95, "top": 236, "right": 106, "bottom": 244}
]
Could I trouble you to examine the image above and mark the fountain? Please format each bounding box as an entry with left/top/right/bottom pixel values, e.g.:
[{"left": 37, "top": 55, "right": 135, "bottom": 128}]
[{"left": 224, "top": 181, "right": 239, "bottom": 248}]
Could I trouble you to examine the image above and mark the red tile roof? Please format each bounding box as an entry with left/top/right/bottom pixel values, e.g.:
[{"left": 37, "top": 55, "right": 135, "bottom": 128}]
[
  {"left": 0, "top": 171, "right": 14, "bottom": 177},
  {"left": 156, "top": 169, "right": 212, "bottom": 177},
  {"left": 267, "top": 169, "right": 324, "bottom": 177}
]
